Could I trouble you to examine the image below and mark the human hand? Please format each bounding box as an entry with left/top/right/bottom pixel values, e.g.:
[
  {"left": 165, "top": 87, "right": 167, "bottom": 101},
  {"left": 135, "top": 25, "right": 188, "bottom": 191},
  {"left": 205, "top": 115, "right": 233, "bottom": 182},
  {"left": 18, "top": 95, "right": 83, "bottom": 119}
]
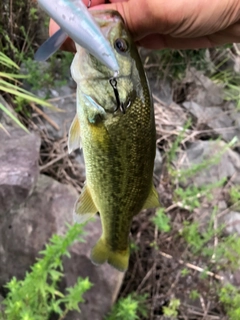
[{"left": 49, "top": 0, "right": 240, "bottom": 50}]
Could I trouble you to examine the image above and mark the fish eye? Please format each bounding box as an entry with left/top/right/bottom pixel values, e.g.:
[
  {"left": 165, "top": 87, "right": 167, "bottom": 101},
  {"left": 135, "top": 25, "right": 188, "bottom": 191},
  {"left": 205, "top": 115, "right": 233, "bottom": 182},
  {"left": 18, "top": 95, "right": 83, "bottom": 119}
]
[{"left": 114, "top": 38, "right": 129, "bottom": 54}]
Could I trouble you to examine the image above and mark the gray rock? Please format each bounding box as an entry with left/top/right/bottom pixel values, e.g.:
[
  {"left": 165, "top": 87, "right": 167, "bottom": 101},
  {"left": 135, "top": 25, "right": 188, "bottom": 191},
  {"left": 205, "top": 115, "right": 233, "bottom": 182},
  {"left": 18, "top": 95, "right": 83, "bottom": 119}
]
[
  {"left": 222, "top": 211, "right": 240, "bottom": 236},
  {"left": 0, "top": 175, "right": 76, "bottom": 285},
  {"left": 183, "top": 101, "right": 240, "bottom": 142},
  {"left": 177, "top": 140, "right": 240, "bottom": 187},
  {"left": 0, "top": 125, "right": 41, "bottom": 217},
  {"left": 184, "top": 68, "right": 224, "bottom": 106}
]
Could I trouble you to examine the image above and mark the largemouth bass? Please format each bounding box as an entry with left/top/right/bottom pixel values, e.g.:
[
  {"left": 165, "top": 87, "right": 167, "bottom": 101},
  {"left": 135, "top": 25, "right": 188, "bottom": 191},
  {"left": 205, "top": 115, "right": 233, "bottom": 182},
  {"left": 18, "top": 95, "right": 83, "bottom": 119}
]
[{"left": 68, "top": 10, "right": 160, "bottom": 272}]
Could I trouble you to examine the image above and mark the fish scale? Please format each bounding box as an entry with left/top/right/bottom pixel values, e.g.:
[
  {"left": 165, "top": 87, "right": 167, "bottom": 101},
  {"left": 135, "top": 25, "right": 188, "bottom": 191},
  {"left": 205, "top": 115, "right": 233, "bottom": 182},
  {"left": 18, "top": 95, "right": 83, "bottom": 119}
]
[{"left": 68, "top": 10, "right": 160, "bottom": 271}]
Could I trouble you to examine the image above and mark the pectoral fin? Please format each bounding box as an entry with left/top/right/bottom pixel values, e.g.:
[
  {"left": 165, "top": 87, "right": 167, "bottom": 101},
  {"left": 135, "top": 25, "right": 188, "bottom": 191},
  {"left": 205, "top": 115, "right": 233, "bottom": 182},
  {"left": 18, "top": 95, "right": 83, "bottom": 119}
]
[
  {"left": 83, "top": 94, "right": 106, "bottom": 124},
  {"left": 68, "top": 114, "right": 81, "bottom": 154},
  {"left": 73, "top": 184, "right": 97, "bottom": 224},
  {"left": 142, "top": 184, "right": 160, "bottom": 210}
]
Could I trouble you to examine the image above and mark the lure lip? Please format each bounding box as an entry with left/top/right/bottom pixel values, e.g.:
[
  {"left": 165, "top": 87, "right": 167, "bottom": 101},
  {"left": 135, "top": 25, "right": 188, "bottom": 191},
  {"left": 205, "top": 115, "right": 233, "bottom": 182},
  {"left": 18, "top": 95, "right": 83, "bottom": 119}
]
[{"left": 37, "top": 0, "right": 119, "bottom": 73}]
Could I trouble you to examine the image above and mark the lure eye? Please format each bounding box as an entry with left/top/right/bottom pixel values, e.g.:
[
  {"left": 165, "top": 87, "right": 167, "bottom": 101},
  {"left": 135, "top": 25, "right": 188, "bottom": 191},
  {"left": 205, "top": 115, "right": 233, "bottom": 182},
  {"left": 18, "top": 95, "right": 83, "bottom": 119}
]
[{"left": 114, "top": 38, "right": 129, "bottom": 54}]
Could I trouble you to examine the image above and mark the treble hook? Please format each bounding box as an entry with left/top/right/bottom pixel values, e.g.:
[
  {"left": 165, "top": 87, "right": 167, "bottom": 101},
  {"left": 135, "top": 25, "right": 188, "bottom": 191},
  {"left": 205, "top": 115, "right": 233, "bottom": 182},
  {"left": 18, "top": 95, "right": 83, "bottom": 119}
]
[{"left": 109, "top": 78, "right": 126, "bottom": 114}]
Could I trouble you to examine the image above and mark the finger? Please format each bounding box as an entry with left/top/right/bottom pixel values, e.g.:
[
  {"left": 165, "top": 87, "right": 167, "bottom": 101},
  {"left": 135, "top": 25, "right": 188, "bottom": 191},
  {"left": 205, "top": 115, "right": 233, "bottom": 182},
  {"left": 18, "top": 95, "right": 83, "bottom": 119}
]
[
  {"left": 93, "top": 1, "right": 158, "bottom": 40},
  {"left": 208, "top": 20, "right": 240, "bottom": 45},
  {"left": 95, "top": 0, "right": 240, "bottom": 42},
  {"left": 137, "top": 21, "right": 240, "bottom": 50},
  {"left": 137, "top": 34, "right": 213, "bottom": 50}
]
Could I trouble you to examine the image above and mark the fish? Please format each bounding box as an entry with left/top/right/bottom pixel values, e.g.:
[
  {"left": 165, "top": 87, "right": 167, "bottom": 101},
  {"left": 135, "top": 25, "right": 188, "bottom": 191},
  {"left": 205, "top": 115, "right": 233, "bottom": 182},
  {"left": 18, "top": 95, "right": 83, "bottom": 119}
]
[{"left": 68, "top": 10, "right": 160, "bottom": 272}]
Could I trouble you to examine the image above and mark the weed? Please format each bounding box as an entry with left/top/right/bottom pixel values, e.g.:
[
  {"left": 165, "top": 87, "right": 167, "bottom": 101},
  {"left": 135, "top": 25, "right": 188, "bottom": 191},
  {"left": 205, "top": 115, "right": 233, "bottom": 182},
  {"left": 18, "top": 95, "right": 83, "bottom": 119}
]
[
  {"left": 106, "top": 294, "right": 148, "bottom": 320},
  {"left": 219, "top": 284, "right": 240, "bottom": 320},
  {"left": 228, "top": 185, "right": 240, "bottom": 210},
  {"left": 152, "top": 208, "right": 171, "bottom": 233},
  {"left": 163, "top": 298, "right": 180, "bottom": 318},
  {"left": 0, "top": 224, "right": 91, "bottom": 320},
  {"left": 189, "top": 290, "right": 200, "bottom": 301},
  {"left": 174, "top": 179, "right": 226, "bottom": 212}
]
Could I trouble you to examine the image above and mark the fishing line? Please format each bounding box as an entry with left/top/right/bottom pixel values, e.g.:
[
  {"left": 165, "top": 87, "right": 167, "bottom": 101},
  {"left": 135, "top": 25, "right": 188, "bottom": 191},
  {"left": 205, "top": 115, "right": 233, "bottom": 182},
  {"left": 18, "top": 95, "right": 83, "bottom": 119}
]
[{"left": 109, "top": 78, "right": 126, "bottom": 114}]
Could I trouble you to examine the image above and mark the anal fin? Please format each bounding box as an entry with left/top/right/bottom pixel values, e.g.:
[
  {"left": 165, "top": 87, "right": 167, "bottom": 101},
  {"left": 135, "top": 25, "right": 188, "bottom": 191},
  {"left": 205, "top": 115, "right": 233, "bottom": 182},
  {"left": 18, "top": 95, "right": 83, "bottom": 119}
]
[
  {"left": 142, "top": 184, "right": 160, "bottom": 210},
  {"left": 73, "top": 184, "right": 97, "bottom": 224}
]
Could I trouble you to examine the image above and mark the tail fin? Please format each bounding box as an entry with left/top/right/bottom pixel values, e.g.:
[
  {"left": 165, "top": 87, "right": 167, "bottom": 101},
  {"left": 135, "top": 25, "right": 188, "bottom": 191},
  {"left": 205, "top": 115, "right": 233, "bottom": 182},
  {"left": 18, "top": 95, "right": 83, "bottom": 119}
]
[{"left": 90, "top": 237, "right": 129, "bottom": 272}]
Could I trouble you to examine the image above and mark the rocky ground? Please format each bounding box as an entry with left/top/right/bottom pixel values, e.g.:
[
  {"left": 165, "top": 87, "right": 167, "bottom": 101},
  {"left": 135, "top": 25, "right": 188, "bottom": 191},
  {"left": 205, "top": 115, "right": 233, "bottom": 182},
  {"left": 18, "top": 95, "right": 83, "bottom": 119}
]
[{"left": 1, "top": 47, "right": 240, "bottom": 319}]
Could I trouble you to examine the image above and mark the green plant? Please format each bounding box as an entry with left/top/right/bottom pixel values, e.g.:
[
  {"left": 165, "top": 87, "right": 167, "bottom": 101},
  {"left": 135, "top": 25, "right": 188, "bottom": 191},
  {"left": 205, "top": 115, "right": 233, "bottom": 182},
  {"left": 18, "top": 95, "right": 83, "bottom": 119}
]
[
  {"left": 228, "top": 185, "right": 240, "bottom": 210},
  {"left": 106, "top": 294, "right": 148, "bottom": 320},
  {"left": 23, "top": 52, "right": 73, "bottom": 92},
  {"left": 130, "top": 241, "right": 139, "bottom": 253},
  {"left": 0, "top": 224, "right": 92, "bottom": 320},
  {"left": 166, "top": 119, "right": 192, "bottom": 169},
  {"left": 189, "top": 290, "right": 200, "bottom": 301},
  {"left": 219, "top": 284, "right": 240, "bottom": 320},
  {"left": 162, "top": 298, "right": 180, "bottom": 318},
  {"left": 152, "top": 208, "right": 171, "bottom": 232},
  {"left": 174, "top": 179, "right": 226, "bottom": 212}
]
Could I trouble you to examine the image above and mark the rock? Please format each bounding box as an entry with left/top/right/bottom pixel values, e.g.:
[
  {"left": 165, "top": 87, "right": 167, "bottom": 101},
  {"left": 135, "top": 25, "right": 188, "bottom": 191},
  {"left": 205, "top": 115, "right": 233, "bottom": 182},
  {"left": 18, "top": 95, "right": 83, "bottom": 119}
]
[
  {"left": 62, "top": 219, "right": 124, "bottom": 320},
  {"left": 184, "top": 68, "right": 224, "bottom": 106},
  {"left": 0, "top": 175, "right": 76, "bottom": 285},
  {"left": 222, "top": 211, "right": 240, "bottom": 236},
  {"left": 0, "top": 174, "right": 123, "bottom": 319},
  {"left": 177, "top": 140, "right": 240, "bottom": 187},
  {"left": 0, "top": 125, "right": 41, "bottom": 218},
  {"left": 182, "top": 101, "right": 240, "bottom": 142}
]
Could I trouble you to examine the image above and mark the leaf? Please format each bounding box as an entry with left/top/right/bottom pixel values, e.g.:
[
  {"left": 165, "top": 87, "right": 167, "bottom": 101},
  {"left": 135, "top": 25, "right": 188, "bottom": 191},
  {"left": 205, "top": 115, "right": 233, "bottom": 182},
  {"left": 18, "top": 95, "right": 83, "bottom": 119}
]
[
  {"left": 0, "top": 52, "right": 19, "bottom": 69},
  {"left": 0, "top": 103, "right": 29, "bottom": 133},
  {"left": 0, "top": 85, "right": 57, "bottom": 110}
]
